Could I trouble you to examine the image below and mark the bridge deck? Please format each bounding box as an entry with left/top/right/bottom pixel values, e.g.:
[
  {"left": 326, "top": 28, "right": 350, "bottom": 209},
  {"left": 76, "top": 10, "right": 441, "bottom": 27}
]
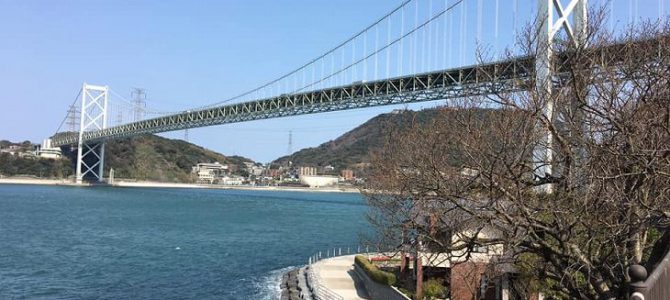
[{"left": 51, "top": 36, "right": 668, "bottom": 147}]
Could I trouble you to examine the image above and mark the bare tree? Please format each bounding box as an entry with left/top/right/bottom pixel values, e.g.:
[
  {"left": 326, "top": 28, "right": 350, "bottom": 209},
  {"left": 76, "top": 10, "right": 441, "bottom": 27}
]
[{"left": 363, "top": 11, "right": 670, "bottom": 300}]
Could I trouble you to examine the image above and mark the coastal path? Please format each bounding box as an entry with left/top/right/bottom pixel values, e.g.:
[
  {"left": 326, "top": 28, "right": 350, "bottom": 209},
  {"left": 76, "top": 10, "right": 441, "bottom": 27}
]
[{"left": 311, "top": 254, "right": 369, "bottom": 300}]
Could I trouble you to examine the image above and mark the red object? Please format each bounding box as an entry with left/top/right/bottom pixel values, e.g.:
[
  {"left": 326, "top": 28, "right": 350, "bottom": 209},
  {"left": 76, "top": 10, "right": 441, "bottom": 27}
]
[{"left": 369, "top": 256, "right": 392, "bottom": 261}]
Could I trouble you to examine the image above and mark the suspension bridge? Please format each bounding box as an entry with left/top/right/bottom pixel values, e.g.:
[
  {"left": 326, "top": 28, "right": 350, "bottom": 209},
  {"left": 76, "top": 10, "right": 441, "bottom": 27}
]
[{"left": 44, "top": 0, "right": 667, "bottom": 184}]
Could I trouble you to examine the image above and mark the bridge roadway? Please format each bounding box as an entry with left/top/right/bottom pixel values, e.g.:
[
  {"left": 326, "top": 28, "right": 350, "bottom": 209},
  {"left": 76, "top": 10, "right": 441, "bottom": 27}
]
[{"left": 50, "top": 36, "right": 667, "bottom": 147}]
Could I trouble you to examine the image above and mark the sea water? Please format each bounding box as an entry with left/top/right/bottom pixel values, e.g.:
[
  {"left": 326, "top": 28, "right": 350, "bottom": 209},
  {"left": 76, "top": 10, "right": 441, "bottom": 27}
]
[{"left": 0, "top": 185, "right": 369, "bottom": 299}]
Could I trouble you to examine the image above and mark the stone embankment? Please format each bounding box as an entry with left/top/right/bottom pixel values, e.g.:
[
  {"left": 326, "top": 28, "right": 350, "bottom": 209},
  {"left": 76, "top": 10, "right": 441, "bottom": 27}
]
[{"left": 280, "top": 268, "right": 312, "bottom": 300}]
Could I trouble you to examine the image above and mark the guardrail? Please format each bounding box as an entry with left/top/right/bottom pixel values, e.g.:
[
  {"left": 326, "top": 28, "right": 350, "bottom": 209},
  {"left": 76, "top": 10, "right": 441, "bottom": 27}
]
[{"left": 629, "top": 244, "right": 670, "bottom": 300}]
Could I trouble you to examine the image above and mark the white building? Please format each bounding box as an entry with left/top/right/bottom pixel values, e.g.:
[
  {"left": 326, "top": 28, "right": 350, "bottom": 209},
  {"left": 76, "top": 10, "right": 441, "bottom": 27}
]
[
  {"left": 220, "top": 175, "right": 244, "bottom": 185},
  {"left": 249, "top": 165, "right": 264, "bottom": 176},
  {"left": 37, "top": 139, "right": 62, "bottom": 159},
  {"left": 299, "top": 175, "right": 339, "bottom": 187},
  {"left": 192, "top": 162, "right": 227, "bottom": 183}
]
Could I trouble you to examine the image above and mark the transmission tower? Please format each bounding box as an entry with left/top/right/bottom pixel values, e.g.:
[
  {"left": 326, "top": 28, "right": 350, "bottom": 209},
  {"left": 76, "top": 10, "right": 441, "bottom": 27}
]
[
  {"left": 131, "top": 88, "right": 147, "bottom": 121},
  {"left": 66, "top": 104, "right": 79, "bottom": 132},
  {"left": 115, "top": 104, "right": 123, "bottom": 125}
]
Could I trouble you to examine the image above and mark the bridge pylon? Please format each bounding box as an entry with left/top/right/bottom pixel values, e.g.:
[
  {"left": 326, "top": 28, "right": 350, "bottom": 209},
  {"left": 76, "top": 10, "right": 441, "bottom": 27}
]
[
  {"left": 75, "top": 83, "right": 109, "bottom": 184},
  {"left": 534, "top": 0, "right": 587, "bottom": 192}
]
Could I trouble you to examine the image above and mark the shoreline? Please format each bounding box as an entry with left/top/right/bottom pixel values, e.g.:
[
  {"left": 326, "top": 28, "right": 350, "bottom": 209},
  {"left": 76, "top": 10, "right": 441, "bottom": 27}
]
[{"left": 0, "top": 177, "right": 361, "bottom": 193}]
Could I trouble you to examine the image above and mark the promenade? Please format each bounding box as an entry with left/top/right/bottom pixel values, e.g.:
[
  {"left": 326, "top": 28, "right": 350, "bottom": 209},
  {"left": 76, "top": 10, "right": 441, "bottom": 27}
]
[{"left": 310, "top": 254, "right": 369, "bottom": 300}]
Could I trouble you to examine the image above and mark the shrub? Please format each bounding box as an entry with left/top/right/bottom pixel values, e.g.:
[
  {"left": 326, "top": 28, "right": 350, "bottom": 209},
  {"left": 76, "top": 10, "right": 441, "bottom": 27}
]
[
  {"left": 424, "top": 278, "right": 446, "bottom": 299},
  {"left": 354, "top": 255, "right": 396, "bottom": 286}
]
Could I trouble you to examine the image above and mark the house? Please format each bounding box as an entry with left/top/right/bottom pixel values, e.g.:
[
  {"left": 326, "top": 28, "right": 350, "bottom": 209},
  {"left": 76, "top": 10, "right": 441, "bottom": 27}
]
[
  {"left": 341, "top": 169, "right": 354, "bottom": 181},
  {"left": 400, "top": 196, "right": 528, "bottom": 300}
]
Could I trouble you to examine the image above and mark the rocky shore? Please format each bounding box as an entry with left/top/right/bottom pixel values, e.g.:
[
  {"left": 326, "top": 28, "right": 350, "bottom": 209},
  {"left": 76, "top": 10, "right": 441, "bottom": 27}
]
[{"left": 280, "top": 267, "right": 312, "bottom": 300}]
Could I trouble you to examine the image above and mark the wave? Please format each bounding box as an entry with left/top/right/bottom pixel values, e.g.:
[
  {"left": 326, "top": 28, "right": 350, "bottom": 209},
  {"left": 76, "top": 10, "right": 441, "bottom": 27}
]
[{"left": 254, "top": 265, "right": 299, "bottom": 300}]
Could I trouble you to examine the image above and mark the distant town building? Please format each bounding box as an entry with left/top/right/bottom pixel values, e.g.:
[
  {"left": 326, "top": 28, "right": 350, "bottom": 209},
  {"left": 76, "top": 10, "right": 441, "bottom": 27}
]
[
  {"left": 299, "top": 166, "right": 317, "bottom": 176},
  {"left": 220, "top": 175, "right": 244, "bottom": 185},
  {"left": 341, "top": 169, "right": 354, "bottom": 181},
  {"left": 243, "top": 162, "right": 265, "bottom": 176},
  {"left": 249, "top": 165, "right": 264, "bottom": 176},
  {"left": 1, "top": 145, "right": 22, "bottom": 155},
  {"left": 265, "top": 169, "right": 282, "bottom": 178},
  {"left": 192, "top": 162, "right": 227, "bottom": 183},
  {"left": 299, "top": 175, "right": 339, "bottom": 188}
]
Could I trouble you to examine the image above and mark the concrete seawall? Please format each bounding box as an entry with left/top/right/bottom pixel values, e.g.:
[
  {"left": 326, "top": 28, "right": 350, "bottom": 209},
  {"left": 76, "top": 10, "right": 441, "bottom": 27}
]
[{"left": 353, "top": 264, "right": 410, "bottom": 300}]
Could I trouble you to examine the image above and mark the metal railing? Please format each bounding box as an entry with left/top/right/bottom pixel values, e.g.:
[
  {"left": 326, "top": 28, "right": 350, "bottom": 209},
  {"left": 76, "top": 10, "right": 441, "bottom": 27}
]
[
  {"left": 307, "top": 245, "right": 370, "bottom": 265},
  {"left": 306, "top": 266, "right": 343, "bottom": 300},
  {"left": 304, "top": 245, "right": 374, "bottom": 300},
  {"left": 629, "top": 245, "right": 670, "bottom": 300}
]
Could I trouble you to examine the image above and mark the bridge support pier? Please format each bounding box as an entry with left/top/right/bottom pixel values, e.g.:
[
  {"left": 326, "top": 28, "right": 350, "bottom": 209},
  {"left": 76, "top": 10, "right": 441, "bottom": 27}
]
[
  {"left": 534, "top": 0, "right": 587, "bottom": 192},
  {"left": 75, "top": 83, "right": 108, "bottom": 184}
]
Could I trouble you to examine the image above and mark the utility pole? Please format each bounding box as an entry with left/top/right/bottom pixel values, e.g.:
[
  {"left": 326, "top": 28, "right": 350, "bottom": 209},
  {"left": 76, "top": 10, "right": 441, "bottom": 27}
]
[
  {"left": 287, "top": 130, "right": 293, "bottom": 155},
  {"left": 131, "top": 87, "right": 146, "bottom": 122}
]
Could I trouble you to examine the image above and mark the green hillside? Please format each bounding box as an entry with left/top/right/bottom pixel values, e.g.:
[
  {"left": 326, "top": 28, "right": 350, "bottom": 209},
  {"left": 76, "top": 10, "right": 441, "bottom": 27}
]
[
  {"left": 79, "top": 134, "right": 253, "bottom": 182},
  {"left": 0, "top": 152, "right": 72, "bottom": 179},
  {"left": 272, "top": 107, "right": 501, "bottom": 173},
  {"left": 1, "top": 135, "right": 253, "bottom": 182},
  {"left": 272, "top": 108, "right": 440, "bottom": 171}
]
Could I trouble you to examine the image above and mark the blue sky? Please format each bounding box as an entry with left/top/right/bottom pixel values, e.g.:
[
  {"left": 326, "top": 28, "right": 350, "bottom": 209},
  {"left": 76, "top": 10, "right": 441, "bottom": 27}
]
[{"left": 0, "top": 0, "right": 665, "bottom": 162}]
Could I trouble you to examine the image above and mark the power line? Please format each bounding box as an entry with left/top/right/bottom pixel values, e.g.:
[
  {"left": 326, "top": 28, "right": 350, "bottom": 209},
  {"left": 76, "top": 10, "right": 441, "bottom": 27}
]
[{"left": 53, "top": 88, "right": 82, "bottom": 136}]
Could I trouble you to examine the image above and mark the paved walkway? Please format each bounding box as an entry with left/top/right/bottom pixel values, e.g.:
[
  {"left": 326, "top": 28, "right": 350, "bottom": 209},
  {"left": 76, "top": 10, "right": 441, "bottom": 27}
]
[{"left": 311, "top": 254, "right": 370, "bottom": 300}]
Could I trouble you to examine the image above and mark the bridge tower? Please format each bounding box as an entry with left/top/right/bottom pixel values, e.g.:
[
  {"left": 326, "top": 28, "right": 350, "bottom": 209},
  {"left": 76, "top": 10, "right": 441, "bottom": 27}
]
[
  {"left": 75, "top": 83, "right": 109, "bottom": 184},
  {"left": 535, "top": 0, "right": 587, "bottom": 191}
]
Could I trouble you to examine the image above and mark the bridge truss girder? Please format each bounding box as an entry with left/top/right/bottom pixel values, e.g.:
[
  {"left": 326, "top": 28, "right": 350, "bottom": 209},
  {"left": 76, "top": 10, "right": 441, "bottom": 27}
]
[{"left": 52, "top": 58, "right": 533, "bottom": 147}]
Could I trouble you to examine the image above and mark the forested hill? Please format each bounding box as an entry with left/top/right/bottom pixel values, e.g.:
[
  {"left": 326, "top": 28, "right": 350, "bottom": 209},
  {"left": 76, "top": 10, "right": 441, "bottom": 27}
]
[
  {"left": 72, "top": 134, "right": 254, "bottom": 182},
  {"left": 1, "top": 135, "right": 254, "bottom": 182},
  {"left": 272, "top": 109, "right": 440, "bottom": 172}
]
